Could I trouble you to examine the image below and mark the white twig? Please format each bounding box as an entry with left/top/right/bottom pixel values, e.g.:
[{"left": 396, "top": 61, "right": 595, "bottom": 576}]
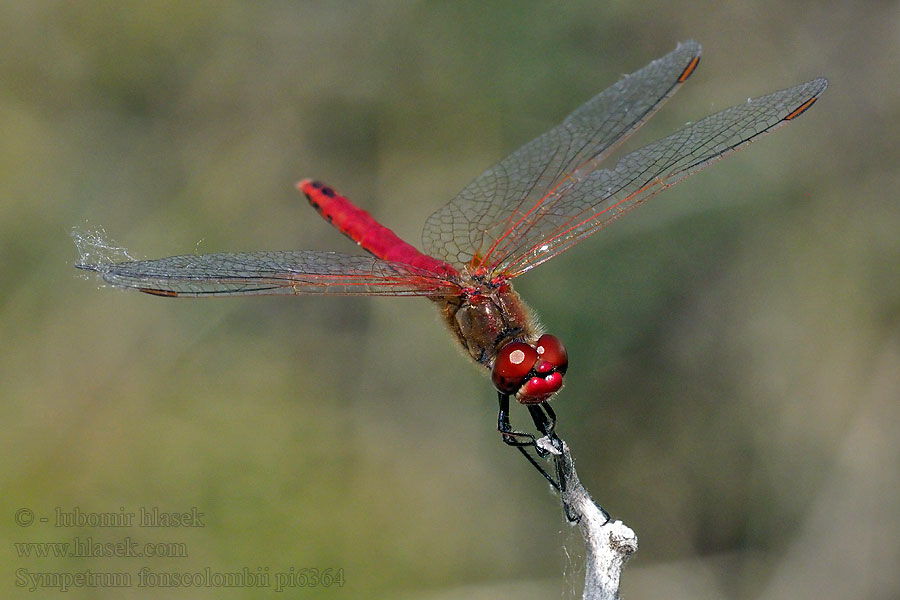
[{"left": 540, "top": 437, "right": 638, "bottom": 599}]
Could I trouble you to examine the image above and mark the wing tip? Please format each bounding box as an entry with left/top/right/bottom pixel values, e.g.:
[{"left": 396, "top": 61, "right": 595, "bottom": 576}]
[
  {"left": 811, "top": 76, "right": 829, "bottom": 95},
  {"left": 677, "top": 39, "right": 703, "bottom": 58},
  {"left": 673, "top": 40, "right": 702, "bottom": 83},
  {"left": 75, "top": 263, "right": 99, "bottom": 273},
  {"left": 784, "top": 78, "right": 829, "bottom": 121}
]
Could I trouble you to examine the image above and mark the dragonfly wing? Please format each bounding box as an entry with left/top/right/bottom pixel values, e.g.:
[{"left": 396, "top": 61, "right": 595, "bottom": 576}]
[
  {"left": 77, "top": 250, "right": 460, "bottom": 297},
  {"left": 494, "top": 77, "right": 829, "bottom": 278},
  {"left": 423, "top": 41, "right": 702, "bottom": 269}
]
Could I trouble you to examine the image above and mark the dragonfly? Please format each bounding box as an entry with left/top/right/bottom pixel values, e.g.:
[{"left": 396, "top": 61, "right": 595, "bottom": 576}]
[{"left": 78, "top": 41, "right": 826, "bottom": 486}]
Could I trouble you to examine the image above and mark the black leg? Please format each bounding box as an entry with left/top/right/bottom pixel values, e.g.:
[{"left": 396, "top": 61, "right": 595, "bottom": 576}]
[
  {"left": 498, "top": 392, "right": 563, "bottom": 489},
  {"left": 497, "top": 392, "right": 539, "bottom": 448},
  {"left": 516, "top": 446, "right": 560, "bottom": 491},
  {"left": 498, "top": 396, "right": 581, "bottom": 523},
  {"left": 542, "top": 402, "right": 557, "bottom": 435},
  {"left": 524, "top": 402, "right": 557, "bottom": 438},
  {"left": 528, "top": 404, "right": 556, "bottom": 437},
  {"left": 553, "top": 441, "right": 580, "bottom": 523}
]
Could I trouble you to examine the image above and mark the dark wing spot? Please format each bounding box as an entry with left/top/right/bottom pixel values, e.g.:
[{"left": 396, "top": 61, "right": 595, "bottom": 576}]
[{"left": 139, "top": 288, "right": 179, "bottom": 297}]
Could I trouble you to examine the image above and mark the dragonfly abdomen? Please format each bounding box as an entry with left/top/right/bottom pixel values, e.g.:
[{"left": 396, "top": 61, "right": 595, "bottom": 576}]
[{"left": 298, "top": 180, "right": 456, "bottom": 277}]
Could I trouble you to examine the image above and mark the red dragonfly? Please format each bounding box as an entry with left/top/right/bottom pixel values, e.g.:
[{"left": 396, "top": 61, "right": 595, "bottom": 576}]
[{"left": 78, "top": 41, "right": 825, "bottom": 476}]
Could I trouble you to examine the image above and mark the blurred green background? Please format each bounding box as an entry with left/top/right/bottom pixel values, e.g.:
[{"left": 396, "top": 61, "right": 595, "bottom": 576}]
[{"left": 2, "top": 1, "right": 898, "bottom": 598}]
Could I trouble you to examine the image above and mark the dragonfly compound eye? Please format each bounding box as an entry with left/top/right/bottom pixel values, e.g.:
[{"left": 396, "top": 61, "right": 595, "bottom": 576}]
[
  {"left": 492, "top": 342, "right": 538, "bottom": 394},
  {"left": 535, "top": 334, "right": 568, "bottom": 375}
]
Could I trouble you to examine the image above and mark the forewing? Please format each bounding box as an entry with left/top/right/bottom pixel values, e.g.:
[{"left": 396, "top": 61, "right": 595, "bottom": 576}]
[
  {"left": 77, "top": 250, "right": 459, "bottom": 297},
  {"left": 494, "top": 77, "right": 829, "bottom": 277},
  {"left": 423, "top": 41, "right": 702, "bottom": 269}
]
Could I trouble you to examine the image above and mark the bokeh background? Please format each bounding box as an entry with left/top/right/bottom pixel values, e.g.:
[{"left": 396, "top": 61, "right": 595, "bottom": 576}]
[{"left": 2, "top": 2, "right": 898, "bottom": 598}]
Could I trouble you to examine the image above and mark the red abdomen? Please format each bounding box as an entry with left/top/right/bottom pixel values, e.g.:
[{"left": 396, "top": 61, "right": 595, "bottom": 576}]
[{"left": 298, "top": 180, "right": 456, "bottom": 277}]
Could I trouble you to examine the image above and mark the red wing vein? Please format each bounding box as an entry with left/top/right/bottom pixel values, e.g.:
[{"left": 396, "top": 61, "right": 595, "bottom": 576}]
[
  {"left": 422, "top": 41, "right": 703, "bottom": 269},
  {"left": 497, "top": 77, "right": 828, "bottom": 277},
  {"left": 77, "top": 250, "right": 459, "bottom": 297}
]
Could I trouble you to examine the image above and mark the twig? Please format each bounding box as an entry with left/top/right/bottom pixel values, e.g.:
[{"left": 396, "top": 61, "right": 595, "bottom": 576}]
[{"left": 537, "top": 436, "right": 638, "bottom": 600}]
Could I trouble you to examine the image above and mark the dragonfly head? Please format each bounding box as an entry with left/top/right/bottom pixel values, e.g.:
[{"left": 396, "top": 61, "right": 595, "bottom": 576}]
[{"left": 491, "top": 334, "right": 568, "bottom": 404}]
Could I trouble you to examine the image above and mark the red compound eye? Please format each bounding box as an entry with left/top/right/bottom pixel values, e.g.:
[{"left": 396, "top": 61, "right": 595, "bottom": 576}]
[
  {"left": 492, "top": 342, "right": 538, "bottom": 394},
  {"left": 536, "top": 334, "right": 568, "bottom": 374}
]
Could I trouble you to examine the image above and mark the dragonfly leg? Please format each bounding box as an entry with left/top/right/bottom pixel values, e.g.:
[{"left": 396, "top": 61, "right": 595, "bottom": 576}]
[
  {"left": 497, "top": 392, "right": 538, "bottom": 448},
  {"left": 515, "top": 446, "right": 560, "bottom": 492},
  {"left": 498, "top": 392, "right": 561, "bottom": 490},
  {"left": 527, "top": 402, "right": 557, "bottom": 438},
  {"left": 543, "top": 402, "right": 557, "bottom": 435},
  {"left": 527, "top": 402, "right": 582, "bottom": 506},
  {"left": 550, "top": 438, "right": 581, "bottom": 523}
]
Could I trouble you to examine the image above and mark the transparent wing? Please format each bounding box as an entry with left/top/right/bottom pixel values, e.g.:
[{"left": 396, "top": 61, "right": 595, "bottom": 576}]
[
  {"left": 493, "top": 77, "right": 828, "bottom": 277},
  {"left": 423, "top": 40, "right": 703, "bottom": 269},
  {"left": 77, "top": 250, "right": 460, "bottom": 297}
]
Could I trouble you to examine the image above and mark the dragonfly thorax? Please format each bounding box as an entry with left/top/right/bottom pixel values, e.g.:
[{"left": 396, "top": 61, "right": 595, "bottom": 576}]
[
  {"left": 435, "top": 281, "right": 534, "bottom": 365},
  {"left": 434, "top": 280, "right": 566, "bottom": 402}
]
